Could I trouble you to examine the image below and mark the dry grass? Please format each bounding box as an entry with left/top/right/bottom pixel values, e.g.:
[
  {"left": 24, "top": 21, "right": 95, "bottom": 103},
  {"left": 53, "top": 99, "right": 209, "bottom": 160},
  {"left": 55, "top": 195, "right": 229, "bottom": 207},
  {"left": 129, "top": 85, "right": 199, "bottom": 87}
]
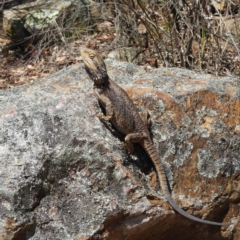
[
  {"left": 1, "top": 0, "right": 240, "bottom": 89},
  {"left": 117, "top": 0, "right": 240, "bottom": 75}
]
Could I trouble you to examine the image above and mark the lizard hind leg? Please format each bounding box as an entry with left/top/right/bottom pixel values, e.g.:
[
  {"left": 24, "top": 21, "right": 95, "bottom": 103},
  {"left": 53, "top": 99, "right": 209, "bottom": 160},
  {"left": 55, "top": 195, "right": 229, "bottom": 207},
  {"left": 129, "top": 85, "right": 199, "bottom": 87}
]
[{"left": 125, "top": 132, "right": 147, "bottom": 154}]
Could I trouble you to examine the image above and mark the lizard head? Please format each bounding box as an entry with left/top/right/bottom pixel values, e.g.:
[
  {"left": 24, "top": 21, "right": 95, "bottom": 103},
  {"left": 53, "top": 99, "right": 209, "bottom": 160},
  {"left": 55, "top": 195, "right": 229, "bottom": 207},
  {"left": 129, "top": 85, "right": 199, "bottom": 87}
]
[{"left": 80, "top": 47, "right": 108, "bottom": 85}]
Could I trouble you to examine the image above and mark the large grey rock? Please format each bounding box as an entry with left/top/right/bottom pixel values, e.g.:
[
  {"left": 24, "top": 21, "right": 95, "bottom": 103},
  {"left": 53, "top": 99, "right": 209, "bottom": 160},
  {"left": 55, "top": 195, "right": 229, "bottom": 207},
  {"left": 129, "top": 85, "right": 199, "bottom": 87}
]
[{"left": 0, "top": 60, "right": 240, "bottom": 240}]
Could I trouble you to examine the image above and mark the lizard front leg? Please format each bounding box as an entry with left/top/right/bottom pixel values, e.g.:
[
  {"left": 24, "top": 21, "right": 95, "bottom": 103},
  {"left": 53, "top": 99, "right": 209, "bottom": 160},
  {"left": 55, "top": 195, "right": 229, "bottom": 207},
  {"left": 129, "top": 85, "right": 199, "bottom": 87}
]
[
  {"left": 94, "top": 87, "right": 113, "bottom": 122},
  {"left": 139, "top": 110, "right": 151, "bottom": 130},
  {"left": 125, "top": 132, "right": 148, "bottom": 154}
]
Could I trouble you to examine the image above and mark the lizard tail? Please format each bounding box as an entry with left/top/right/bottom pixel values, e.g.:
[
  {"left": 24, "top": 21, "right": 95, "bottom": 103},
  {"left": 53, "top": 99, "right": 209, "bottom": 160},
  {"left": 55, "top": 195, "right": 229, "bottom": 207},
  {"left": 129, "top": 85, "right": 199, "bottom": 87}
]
[{"left": 143, "top": 140, "right": 230, "bottom": 226}]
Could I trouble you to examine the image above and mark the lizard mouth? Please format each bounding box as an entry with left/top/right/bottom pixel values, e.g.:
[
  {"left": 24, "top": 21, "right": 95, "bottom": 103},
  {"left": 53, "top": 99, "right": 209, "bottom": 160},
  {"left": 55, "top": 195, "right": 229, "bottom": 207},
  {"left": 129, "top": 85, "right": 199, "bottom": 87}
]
[{"left": 85, "top": 65, "right": 107, "bottom": 84}]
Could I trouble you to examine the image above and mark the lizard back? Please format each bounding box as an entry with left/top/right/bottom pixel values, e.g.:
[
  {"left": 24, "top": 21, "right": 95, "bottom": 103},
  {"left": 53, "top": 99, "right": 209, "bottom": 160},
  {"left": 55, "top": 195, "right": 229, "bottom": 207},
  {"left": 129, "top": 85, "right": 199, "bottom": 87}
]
[{"left": 103, "top": 79, "right": 148, "bottom": 136}]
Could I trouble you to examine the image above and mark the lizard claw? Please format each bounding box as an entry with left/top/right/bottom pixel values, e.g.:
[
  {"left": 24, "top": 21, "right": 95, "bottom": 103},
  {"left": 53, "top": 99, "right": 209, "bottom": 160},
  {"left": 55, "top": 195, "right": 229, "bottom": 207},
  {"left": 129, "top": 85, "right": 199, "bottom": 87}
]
[
  {"left": 143, "top": 132, "right": 148, "bottom": 139},
  {"left": 96, "top": 113, "right": 111, "bottom": 122}
]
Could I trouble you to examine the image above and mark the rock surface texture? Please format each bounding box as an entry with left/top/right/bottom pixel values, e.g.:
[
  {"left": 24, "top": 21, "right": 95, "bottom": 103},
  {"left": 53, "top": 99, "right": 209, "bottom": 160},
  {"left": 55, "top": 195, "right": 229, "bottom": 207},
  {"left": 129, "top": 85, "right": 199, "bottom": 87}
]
[{"left": 0, "top": 60, "right": 240, "bottom": 240}]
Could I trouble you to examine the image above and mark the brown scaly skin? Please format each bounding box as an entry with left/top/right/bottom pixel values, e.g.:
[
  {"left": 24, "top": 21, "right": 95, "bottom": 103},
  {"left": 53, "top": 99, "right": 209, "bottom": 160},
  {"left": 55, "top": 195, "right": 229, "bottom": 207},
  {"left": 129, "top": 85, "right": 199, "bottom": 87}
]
[{"left": 80, "top": 47, "right": 230, "bottom": 226}]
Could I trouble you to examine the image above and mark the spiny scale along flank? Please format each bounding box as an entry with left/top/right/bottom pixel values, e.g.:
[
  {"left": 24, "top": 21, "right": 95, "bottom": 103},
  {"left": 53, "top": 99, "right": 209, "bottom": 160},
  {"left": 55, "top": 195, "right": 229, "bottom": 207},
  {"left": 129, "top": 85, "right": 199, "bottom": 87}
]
[{"left": 80, "top": 47, "right": 231, "bottom": 226}]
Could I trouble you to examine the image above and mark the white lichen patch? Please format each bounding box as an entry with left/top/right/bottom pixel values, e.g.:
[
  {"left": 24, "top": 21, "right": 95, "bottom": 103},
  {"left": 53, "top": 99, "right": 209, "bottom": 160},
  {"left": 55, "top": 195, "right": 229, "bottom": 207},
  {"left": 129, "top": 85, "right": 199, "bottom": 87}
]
[
  {"left": 207, "top": 109, "right": 218, "bottom": 117},
  {"left": 197, "top": 149, "right": 221, "bottom": 178},
  {"left": 181, "top": 116, "right": 192, "bottom": 127},
  {"left": 143, "top": 92, "right": 157, "bottom": 99},
  {"left": 194, "top": 126, "right": 210, "bottom": 138},
  {"left": 163, "top": 142, "right": 176, "bottom": 159},
  {"left": 1, "top": 200, "right": 12, "bottom": 211},
  {"left": 210, "top": 119, "right": 226, "bottom": 134},
  {"left": 197, "top": 134, "right": 240, "bottom": 178},
  {"left": 178, "top": 194, "right": 203, "bottom": 207},
  {"left": 173, "top": 141, "right": 193, "bottom": 167},
  {"left": 157, "top": 99, "right": 165, "bottom": 112}
]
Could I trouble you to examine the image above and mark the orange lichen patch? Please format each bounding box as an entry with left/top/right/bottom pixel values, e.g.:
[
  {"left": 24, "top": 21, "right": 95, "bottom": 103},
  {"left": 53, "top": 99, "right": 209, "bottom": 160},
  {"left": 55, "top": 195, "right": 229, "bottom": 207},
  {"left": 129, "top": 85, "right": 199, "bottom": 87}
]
[
  {"left": 188, "top": 137, "right": 208, "bottom": 152},
  {"left": 52, "top": 80, "right": 72, "bottom": 90},
  {"left": 170, "top": 135, "right": 226, "bottom": 200},
  {"left": 3, "top": 218, "right": 15, "bottom": 236},
  {"left": 186, "top": 95, "right": 191, "bottom": 109},
  {"left": 234, "top": 124, "right": 240, "bottom": 134},
  {"left": 125, "top": 186, "right": 137, "bottom": 196},
  {"left": 191, "top": 80, "right": 207, "bottom": 85},
  {"left": 147, "top": 197, "right": 172, "bottom": 213},
  {"left": 131, "top": 192, "right": 142, "bottom": 203},
  {"left": 226, "top": 87, "right": 238, "bottom": 95},
  {"left": 224, "top": 99, "right": 240, "bottom": 129},
  {"left": 133, "top": 79, "right": 154, "bottom": 86},
  {"left": 184, "top": 77, "right": 191, "bottom": 82},
  {"left": 202, "top": 116, "right": 214, "bottom": 132},
  {"left": 223, "top": 99, "right": 239, "bottom": 127},
  {"left": 185, "top": 90, "right": 218, "bottom": 110},
  {"left": 147, "top": 198, "right": 164, "bottom": 206},
  {"left": 227, "top": 177, "right": 240, "bottom": 203},
  {"left": 124, "top": 87, "right": 175, "bottom": 106},
  {"left": 201, "top": 91, "right": 220, "bottom": 109},
  {"left": 186, "top": 90, "right": 240, "bottom": 129},
  {"left": 166, "top": 70, "right": 173, "bottom": 76},
  {"left": 149, "top": 170, "right": 157, "bottom": 188},
  {"left": 2, "top": 217, "right": 34, "bottom": 240},
  {"left": 124, "top": 87, "right": 185, "bottom": 123},
  {"left": 81, "top": 77, "right": 90, "bottom": 81},
  {"left": 224, "top": 180, "right": 234, "bottom": 195}
]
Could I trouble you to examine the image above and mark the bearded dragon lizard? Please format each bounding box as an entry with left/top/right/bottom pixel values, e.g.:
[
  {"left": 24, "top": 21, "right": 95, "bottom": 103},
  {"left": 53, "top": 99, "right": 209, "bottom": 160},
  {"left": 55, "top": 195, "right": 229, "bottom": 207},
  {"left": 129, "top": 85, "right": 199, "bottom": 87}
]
[{"left": 80, "top": 47, "right": 230, "bottom": 226}]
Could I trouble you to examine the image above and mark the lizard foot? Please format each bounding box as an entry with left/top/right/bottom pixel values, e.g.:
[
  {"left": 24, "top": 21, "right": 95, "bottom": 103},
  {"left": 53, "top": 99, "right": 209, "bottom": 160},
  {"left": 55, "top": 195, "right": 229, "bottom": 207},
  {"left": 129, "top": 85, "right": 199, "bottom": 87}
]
[
  {"left": 96, "top": 113, "right": 111, "bottom": 122},
  {"left": 125, "top": 142, "right": 135, "bottom": 155}
]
